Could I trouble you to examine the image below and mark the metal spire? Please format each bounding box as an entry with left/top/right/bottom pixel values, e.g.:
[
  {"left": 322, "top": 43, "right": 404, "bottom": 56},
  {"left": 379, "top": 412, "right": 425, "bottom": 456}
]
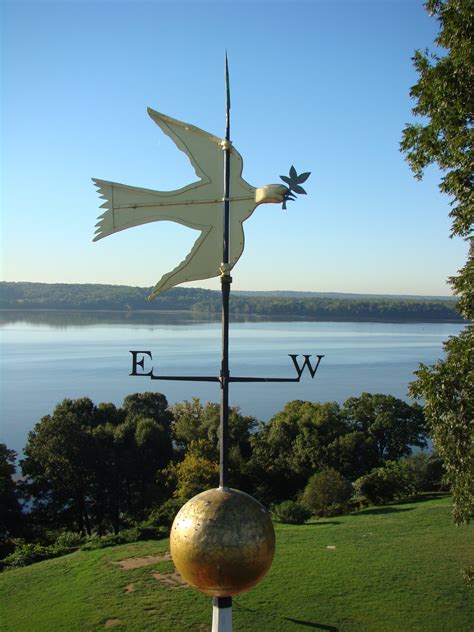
[
  {"left": 220, "top": 51, "right": 232, "bottom": 489},
  {"left": 223, "top": 50, "right": 231, "bottom": 265}
]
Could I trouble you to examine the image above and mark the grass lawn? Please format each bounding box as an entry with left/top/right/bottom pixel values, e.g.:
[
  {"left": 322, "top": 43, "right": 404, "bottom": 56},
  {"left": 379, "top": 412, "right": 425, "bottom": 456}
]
[{"left": 1, "top": 495, "right": 472, "bottom": 631}]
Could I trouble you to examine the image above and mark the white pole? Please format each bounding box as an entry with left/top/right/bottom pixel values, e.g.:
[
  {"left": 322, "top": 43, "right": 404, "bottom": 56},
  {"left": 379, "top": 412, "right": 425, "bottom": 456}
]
[{"left": 212, "top": 597, "right": 232, "bottom": 632}]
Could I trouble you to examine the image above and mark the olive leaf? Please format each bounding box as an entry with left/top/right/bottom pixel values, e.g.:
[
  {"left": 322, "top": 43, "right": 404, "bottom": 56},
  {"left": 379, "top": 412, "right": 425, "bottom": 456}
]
[
  {"left": 296, "top": 172, "right": 311, "bottom": 183},
  {"left": 279, "top": 166, "right": 311, "bottom": 209}
]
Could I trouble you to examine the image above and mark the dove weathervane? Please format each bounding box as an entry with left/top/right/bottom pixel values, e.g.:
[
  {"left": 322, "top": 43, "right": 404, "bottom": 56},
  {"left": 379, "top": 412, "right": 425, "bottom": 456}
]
[
  {"left": 93, "top": 102, "right": 308, "bottom": 297},
  {"left": 93, "top": 54, "right": 322, "bottom": 632}
]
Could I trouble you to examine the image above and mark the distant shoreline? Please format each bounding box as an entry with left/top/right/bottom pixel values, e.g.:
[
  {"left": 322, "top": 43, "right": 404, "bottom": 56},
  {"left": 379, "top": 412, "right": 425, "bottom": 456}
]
[{"left": 0, "top": 282, "right": 466, "bottom": 324}]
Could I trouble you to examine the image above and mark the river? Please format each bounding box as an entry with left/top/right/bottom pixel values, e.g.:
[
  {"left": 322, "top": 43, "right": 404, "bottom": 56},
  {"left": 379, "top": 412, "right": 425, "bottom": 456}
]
[{"left": 0, "top": 310, "right": 465, "bottom": 456}]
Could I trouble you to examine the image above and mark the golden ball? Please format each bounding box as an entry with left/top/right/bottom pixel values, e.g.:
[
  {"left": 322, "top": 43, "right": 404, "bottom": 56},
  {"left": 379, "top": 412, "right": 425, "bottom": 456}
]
[{"left": 170, "top": 487, "right": 275, "bottom": 597}]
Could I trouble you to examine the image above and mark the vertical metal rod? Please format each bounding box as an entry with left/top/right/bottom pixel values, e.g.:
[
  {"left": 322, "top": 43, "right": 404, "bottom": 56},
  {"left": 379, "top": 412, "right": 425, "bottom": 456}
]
[
  {"left": 220, "top": 277, "right": 230, "bottom": 488},
  {"left": 220, "top": 51, "right": 231, "bottom": 490},
  {"left": 217, "top": 60, "right": 234, "bottom": 632},
  {"left": 223, "top": 51, "right": 231, "bottom": 263}
]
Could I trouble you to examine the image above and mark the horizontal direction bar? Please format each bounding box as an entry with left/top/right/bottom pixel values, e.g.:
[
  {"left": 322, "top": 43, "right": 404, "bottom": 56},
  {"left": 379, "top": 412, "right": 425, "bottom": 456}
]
[
  {"left": 148, "top": 374, "right": 301, "bottom": 383},
  {"left": 150, "top": 375, "right": 220, "bottom": 382},
  {"left": 230, "top": 376, "right": 300, "bottom": 383}
]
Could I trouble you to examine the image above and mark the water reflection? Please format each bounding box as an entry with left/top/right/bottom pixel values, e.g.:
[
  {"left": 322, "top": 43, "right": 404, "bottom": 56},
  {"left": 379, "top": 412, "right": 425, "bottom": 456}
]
[
  {"left": 0, "top": 309, "right": 321, "bottom": 329},
  {"left": 0, "top": 310, "right": 222, "bottom": 328}
]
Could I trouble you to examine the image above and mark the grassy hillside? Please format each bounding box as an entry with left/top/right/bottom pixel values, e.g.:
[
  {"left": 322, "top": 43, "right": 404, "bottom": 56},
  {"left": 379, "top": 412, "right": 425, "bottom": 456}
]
[{"left": 1, "top": 496, "right": 472, "bottom": 631}]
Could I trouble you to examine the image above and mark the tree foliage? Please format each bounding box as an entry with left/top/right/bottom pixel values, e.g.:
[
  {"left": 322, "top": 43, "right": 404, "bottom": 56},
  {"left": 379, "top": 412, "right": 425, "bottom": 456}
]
[
  {"left": 20, "top": 394, "right": 173, "bottom": 534},
  {"left": 302, "top": 469, "right": 352, "bottom": 517},
  {"left": 249, "top": 401, "right": 348, "bottom": 503},
  {"left": 248, "top": 397, "right": 426, "bottom": 504},
  {"left": 401, "top": 0, "right": 473, "bottom": 242},
  {"left": 342, "top": 393, "right": 427, "bottom": 462},
  {"left": 171, "top": 442, "right": 219, "bottom": 501},
  {"left": 0, "top": 444, "right": 23, "bottom": 541},
  {"left": 170, "top": 398, "right": 256, "bottom": 489},
  {"left": 122, "top": 392, "right": 172, "bottom": 428},
  {"left": 410, "top": 331, "right": 473, "bottom": 522},
  {"left": 400, "top": 0, "right": 473, "bottom": 523},
  {"left": 354, "top": 461, "right": 415, "bottom": 505},
  {"left": 400, "top": 452, "right": 445, "bottom": 493}
]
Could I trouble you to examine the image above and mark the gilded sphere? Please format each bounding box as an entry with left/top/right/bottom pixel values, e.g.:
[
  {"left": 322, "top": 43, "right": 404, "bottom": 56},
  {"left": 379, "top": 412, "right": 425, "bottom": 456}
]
[{"left": 170, "top": 487, "right": 275, "bottom": 597}]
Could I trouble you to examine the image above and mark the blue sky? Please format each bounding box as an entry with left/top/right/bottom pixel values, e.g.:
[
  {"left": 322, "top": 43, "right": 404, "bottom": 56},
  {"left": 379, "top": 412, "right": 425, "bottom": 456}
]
[{"left": 1, "top": 0, "right": 467, "bottom": 296}]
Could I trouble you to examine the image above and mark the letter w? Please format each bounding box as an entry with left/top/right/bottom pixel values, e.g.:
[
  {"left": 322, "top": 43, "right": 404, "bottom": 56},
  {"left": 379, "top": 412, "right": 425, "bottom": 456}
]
[{"left": 289, "top": 354, "right": 324, "bottom": 379}]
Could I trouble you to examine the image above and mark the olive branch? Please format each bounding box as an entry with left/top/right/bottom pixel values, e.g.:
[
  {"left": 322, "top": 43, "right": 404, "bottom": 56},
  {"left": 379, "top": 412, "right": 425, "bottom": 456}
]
[{"left": 279, "top": 166, "right": 311, "bottom": 210}]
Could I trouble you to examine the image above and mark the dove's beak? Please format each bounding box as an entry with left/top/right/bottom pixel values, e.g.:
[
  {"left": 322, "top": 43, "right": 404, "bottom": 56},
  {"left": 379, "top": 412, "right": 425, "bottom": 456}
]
[{"left": 255, "top": 184, "right": 289, "bottom": 205}]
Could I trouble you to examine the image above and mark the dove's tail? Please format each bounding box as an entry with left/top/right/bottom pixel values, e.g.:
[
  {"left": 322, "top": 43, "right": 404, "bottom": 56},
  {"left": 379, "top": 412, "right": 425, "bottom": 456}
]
[{"left": 92, "top": 178, "right": 209, "bottom": 241}]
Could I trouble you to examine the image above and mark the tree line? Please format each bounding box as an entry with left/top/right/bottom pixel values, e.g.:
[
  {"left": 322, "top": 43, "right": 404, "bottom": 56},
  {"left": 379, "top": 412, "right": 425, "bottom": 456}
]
[
  {"left": 1, "top": 390, "right": 447, "bottom": 568},
  {"left": 0, "top": 282, "right": 464, "bottom": 322}
]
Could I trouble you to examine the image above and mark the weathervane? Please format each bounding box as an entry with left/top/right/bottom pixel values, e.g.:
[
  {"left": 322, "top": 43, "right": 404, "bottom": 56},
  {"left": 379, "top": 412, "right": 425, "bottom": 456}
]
[{"left": 93, "top": 54, "right": 322, "bottom": 632}]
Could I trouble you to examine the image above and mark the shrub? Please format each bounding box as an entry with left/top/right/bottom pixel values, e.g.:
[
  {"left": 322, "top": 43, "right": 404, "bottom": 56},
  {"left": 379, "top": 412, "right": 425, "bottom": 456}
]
[
  {"left": 126, "top": 525, "right": 168, "bottom": 541},
  {"left": 302, "top": 469, "right": 352, "bottom": 517},
  {"left": 401, "top": 453, "right": 446, "bottom": 493},
  {"left": 0, "top": 541, "right": 70, "bottom": 570},
  {"left": 55, "top": 531, "right": 84, "bottom": 549},
  {"left": 81, "top": 525, "right": 167, "bottom": 550},
  {"left": 354, "top": 461, "right": 415, "bottom": 505},
  {"left": 146, "top": 498, "right": 184, "bottom": 529},
  {"left": 81, "top": 533, "right": 127, "bottom": 551},
  {"left": 272, "top": 500, "right": 310, "bottom": 524},
  {"left": 172, "top": 451, "right": 219, "bottom": 500}
]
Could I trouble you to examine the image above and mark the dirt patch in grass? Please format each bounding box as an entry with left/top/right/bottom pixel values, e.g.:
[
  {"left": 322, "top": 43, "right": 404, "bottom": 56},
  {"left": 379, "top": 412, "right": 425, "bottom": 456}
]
[
  {"left": 113, "top": 552, "right": 171, "bottom": 570},
  {"left": 104, "top": 619, "right": 122, "bottom": 628},
  {"left": 114, "top": 551, "right": 187, "bottom": 591},
  {"left": 151, "top": 569, "right": 188, "bottom": 589}
]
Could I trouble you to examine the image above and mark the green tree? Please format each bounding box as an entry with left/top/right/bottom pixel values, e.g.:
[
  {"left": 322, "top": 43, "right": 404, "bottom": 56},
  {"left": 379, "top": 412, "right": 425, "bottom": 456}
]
[
  {"left": 410, "top": 333, "right": 473, "bottom": 521},
  {"left": 122, "top": 392, "right": 172, "bottom": 428},
  {"left": 21, "top": 405, "right": 96, "bottom": 534},
  {"left": 328, "top": 430, "right": 379, "bottom": 480},
  {"left": 249, "top": 401, "right": 349, "bottom": 503},
  {"left": 170, "top": 398, "right": 256, "bottom": 489},
  {"left": 95, "top": 402, "right": 124, "bottom": 427},
  {"left": 342, "top": 393, "right": 427, "bottom": 463},
  {"left": 171, "top": 398, "right": 256, "bottom": 454},
  {"left": 20, "top": 394, "right": 174, "bottom": 534},
  {"left": 401, "top": 452, "right": 445, "bottom": 493},
  {"left": 400, "top": 0, "right": 473, "bottom": 523},
  {"left": 103, "top": 414, "right": 173, "bottom": 526},
  {"left": 86, "top": 415, "right": 172, "bottom": 533},
  {"left": 171, "top": 441, "right": 219, "bottom": 501},
  {"left": 0, "top": 444, "right": 23, "bottom": 541}
]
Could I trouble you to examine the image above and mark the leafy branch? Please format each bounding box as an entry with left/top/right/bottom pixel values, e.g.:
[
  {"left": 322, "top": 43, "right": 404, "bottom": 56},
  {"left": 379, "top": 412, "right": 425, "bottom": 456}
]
[{"left": 280, "top": 166, "right": 311, "bottom": 209}]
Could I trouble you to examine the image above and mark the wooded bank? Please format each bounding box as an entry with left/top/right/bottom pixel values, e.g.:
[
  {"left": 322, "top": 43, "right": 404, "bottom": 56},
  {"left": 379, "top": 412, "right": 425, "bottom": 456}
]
[{"left": 0, "top": 282, "right": 464, "bottom": 322}]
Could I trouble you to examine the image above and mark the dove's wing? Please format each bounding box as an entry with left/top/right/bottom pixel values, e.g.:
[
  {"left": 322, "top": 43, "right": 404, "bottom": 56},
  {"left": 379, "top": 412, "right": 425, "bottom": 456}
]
[
  {"left": 147, "top": 108, "right": 251, "bottom": 195},
  {"left": 148, "top": 225, "right": 221, "bottom": 299}
]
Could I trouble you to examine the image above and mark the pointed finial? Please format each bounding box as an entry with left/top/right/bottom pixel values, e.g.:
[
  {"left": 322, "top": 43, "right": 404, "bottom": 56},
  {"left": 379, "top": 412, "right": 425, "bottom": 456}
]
[{"left": 225, "top": 51, "right": 230, "bottom": 141}]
